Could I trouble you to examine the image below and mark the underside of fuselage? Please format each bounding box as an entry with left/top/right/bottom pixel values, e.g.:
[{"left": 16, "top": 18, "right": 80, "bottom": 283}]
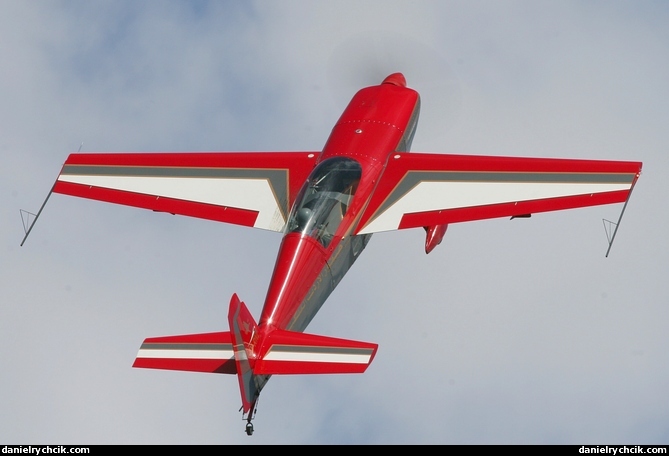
[
  {"left": 258, "top": 73, "right": 421, "bottom": 333},
  {"left": 237, "top": 74, "right": 421, "bottom": 426}
]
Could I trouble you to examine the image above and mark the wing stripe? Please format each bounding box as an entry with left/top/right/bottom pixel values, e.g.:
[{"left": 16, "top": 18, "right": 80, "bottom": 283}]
[
  {"left": 136, "top": 349, "right": 234, "bottom": 360},
  {"left": 139, "top": 343, "right": 233, "bottom": 350},
  {"left": 60, "top": 165, "right": 289, "bottom": 217},
  {"left": 136, "top": 342, "right": 234, "bottom": 360},
  {"left": 53, "top": 180, "right": 259, "bottom": 226},
  {"left": 57, "top": 172, "right": 286, "bottom": 231},
  {"left": 375, "top": 171, "right": 635, "bottom": 223},
  {"left": 359, "top": 170, "right": 637, "bottom": 234},
  {"left": 263, "top": 345, "right": 375, "bottom": 364}
]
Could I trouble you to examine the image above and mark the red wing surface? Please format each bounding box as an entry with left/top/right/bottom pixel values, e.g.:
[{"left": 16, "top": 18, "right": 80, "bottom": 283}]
[
  {"left": 54, "top": 152, "right": 318, "bottom": 232},
  {"left": 357, "top": 153, "right": 642, "bottom": 234},
  {"left": 133, "top": 331, "right": 236, "bottom": 374}
]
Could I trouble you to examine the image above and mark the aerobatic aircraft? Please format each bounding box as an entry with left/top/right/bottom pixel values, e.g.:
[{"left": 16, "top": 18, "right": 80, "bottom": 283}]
[{"left": 22, "top": 73, "right": 641, "bottom": 435}]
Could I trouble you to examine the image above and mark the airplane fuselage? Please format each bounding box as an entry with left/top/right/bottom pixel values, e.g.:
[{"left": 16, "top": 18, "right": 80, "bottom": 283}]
[{"left": 259, "top": 74, "right": 420, "bottom": 333}]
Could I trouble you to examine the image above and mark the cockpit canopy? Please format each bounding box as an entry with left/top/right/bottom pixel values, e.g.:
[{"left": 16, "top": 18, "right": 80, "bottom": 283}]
[{"left": 287, "top": 157, "right": 362, "bottom": 247}]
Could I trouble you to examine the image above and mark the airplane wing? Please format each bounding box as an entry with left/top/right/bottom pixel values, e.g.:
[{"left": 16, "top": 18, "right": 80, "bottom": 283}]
[
  {"left": 356, "top": 153, "right": 642, "bottom": 234},
  {"left": 52, "top": 152, "right": 318, "bottom": 232}
]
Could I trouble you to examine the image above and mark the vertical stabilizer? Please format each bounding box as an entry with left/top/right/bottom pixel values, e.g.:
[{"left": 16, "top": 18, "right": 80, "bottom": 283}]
[{"left": 228, "top": 294, "right": 261, "bottom": 414}]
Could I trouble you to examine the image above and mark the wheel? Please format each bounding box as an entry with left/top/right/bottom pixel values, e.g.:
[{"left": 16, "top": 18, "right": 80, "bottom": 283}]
[{"left": 245, "top": 422, "right": 254, "bottom": 436}]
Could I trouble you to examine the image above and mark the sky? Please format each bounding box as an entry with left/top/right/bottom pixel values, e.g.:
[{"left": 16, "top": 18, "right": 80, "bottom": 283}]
[{"left": 1, "top": 0, "right": 668, "bottom": 444}]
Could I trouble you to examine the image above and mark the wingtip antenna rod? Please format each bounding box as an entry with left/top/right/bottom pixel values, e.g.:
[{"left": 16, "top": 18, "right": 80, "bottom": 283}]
[
  {"left": 603, "top": 175, "right": 639, "bottom": 258},
  {"left": 603, "top": 218, "right": 618, "bottom": 257},
  {"left": 20, "top": 209, "right": 36, "bottom": 234},
  {"left": 20, "top": 145, "right": 82, "bottom": 247},
  {"left": 20, "top": 181, "right": 56, "bottom": 247}
]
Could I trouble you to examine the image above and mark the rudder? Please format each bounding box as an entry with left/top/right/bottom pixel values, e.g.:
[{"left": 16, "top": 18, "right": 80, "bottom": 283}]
[{"left": 228, "top": 293, "right": 264, "bottom": 414}]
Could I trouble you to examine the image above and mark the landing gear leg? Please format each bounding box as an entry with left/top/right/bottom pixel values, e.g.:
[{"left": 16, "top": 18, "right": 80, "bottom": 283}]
[{"left": 243, "top": 399, "right": 258, "bottom": 436}]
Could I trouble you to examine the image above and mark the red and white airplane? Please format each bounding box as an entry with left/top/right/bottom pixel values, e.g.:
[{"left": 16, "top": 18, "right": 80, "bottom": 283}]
[{"left": 23, "top": 73, "right": 641, "bottom": 435}]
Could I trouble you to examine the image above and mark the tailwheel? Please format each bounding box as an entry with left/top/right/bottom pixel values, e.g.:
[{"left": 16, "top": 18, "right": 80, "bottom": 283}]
[{"left": 243, "top": 397, "right": 258, "bottom": 436}]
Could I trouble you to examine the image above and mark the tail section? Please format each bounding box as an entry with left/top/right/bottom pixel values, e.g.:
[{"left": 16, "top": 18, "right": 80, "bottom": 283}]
[{"left": 132, "top": 292, "right": 378, "bottom": 434}]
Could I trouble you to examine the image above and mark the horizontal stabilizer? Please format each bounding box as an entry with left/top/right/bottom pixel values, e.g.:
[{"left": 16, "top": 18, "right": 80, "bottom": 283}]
[
  {"left": 254, "top": 329, "right": 378, "bottom": 375},
  {"left": 132, "top": 331, "right": 236, "bottom": 374}
]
